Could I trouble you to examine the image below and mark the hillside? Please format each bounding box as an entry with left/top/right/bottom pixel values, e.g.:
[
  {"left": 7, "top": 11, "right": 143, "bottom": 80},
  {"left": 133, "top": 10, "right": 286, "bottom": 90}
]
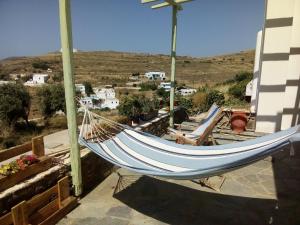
[{"left": 0, "top": 50, "right": 254, "bottom": 87}]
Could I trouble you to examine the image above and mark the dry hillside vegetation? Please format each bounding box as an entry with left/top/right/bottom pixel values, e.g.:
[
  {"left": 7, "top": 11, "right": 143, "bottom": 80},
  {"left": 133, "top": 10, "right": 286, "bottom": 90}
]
[{"left": 1, "top": 50, "right": 254, "bottom": 87}]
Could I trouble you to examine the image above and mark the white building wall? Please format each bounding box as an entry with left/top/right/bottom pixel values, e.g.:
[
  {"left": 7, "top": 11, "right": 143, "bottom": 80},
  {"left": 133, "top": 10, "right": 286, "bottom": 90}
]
[
  {"left": 250, "top": 30, "right": 262, "bottom": 113},
  {"left": 256, "top": 0, "right": 300, "bottom": 133},
  {"left": 281, "top": 0, "right": 300, "bottom": 130}
]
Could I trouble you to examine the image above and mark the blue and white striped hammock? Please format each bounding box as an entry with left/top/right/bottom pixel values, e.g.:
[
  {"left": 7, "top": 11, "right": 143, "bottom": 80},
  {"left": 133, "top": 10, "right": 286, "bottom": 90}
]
[{"left": 79, "top": 109, "right": 300, "bottom": 179}]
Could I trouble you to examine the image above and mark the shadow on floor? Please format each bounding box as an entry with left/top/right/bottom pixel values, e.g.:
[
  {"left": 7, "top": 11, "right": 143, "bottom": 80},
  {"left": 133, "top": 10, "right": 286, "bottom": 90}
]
[
  {"left": 114, "top": 176, "right": 277, "bottom": 225},
  {"left": 272, "top": 149, "right": 300, "bottom": 225}
]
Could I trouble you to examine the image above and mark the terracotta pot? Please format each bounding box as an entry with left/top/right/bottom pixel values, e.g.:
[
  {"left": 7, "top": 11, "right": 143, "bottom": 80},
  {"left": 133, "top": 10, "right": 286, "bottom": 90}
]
[{"left": 231, "top": 111, "right": 247, "bottom": 133}]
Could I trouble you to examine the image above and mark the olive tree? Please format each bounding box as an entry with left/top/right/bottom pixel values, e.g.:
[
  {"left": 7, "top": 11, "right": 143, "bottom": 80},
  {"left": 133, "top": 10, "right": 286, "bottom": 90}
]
[
  {"left": 0, "top": 83, "right": 31, "bottom": 127},
  {"left": 37, "top": 84, "right": 66, "bottom": 117}
]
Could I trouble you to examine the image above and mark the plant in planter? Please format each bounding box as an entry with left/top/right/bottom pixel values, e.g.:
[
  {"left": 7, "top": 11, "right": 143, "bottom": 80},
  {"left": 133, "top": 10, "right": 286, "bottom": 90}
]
[{"left": 0, "top": 154, "right": 39, "bottom": 176}]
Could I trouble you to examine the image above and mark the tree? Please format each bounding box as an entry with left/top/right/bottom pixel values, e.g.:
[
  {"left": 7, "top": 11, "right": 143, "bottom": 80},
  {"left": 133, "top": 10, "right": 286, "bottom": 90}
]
[
  {"left": 83, "top": 81, "right": 94, "bottom": 96},
  {"left": 0, "top": 84, "right": 31, "bottom": 128},
  {"left": 37, "top": 84, "right": 66, "bottom": 117}
]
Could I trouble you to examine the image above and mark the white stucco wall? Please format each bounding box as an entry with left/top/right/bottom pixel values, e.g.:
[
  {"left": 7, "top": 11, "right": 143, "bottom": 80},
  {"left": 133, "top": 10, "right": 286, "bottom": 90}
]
[
  {"left": 250, "top": 30, "right": 262, "bottom": 114},
  {"left": 255, "top": 0, "right": 300, "bottom": 133}
]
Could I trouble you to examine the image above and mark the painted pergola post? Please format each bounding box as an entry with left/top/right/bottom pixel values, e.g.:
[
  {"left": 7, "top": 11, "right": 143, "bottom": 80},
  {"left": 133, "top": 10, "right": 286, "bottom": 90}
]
[
  {"left": 141, "top": 0, "right": 192, "bottom": 128},
  {"left": 59, "top": 0, "right": 82, "bottom": 196},
  {"left": 169, "top": 5, "right": 178, "bottom": 128}
]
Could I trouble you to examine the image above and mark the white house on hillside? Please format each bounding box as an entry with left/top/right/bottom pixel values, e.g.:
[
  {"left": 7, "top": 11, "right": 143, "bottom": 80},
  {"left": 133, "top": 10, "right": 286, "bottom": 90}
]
[
  {"left": 145, "top": 72, "right": 166, "bottom": 81},
  {"left": 94, "top": 87, "right": 116, "bottom": 99},
  {"left": 179, "top": 88, "right": 196, "bottom": 96},
  {"left": 24, "top": 74, "right": 49, "bottom": 86},
  {"left": 159, "top": 82, "right": 171, "bottom": 91},
  {"left": 79, "top": 87, "right": 119, "bottom": 110},
  {"left": 75, "top": 84, "right": 86, "bottom": 95},
  {"left": 101, "top": 98, "right": 119, "bottom": 109},
  {"left": 33, "top": 74, "right": 49, "bottom": 84}
]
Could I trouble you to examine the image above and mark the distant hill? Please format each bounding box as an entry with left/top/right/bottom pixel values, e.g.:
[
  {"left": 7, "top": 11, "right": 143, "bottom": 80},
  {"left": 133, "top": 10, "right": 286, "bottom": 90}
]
[{"left": 0, "top": 50, "right": 254, "bottom": 87}]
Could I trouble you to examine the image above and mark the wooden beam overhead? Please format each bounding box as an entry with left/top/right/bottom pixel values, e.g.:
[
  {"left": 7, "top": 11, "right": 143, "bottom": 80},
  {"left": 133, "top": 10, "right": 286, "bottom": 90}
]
[
  {"left": 175, "top": 0, "right": 193, "bottom": 4},
  {"left": 141, "top": 0, "right": 160, "bottom": 4},
  {"left": 148, "top": 0, "right": 193, "bottom": 10},
  {"left": 151, "top": 2, "right": 182, "bottom": 10}
]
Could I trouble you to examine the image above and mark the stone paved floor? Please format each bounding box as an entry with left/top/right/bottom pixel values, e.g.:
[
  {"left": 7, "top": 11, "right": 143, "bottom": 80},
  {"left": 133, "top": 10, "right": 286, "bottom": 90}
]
[{"left": 58, "top": 150, "right": 300, "bottom": 225}]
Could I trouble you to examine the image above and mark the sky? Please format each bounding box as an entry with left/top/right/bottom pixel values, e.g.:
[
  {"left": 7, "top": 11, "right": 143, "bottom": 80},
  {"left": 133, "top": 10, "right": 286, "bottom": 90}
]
[{"left": 0, "top": 0, "right": 265, "bottom": 59}]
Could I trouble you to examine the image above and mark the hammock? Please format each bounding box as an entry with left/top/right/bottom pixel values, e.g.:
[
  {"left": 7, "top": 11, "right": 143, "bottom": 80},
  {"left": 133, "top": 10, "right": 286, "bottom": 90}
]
[{"left": 79, "top": 109, "right": 300, "bottom": 179}]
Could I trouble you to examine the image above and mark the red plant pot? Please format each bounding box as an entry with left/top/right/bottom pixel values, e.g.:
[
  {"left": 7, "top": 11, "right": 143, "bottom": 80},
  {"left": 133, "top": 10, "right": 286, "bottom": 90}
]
[{"left": 231, "top": 111, "right": 247, "bottom": 134}]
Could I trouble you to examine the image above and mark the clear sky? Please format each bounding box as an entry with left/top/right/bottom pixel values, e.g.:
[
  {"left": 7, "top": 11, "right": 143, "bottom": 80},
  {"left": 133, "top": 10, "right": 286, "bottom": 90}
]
[{"left": 0, "top": 0, "right": 265, "bottom": 59}]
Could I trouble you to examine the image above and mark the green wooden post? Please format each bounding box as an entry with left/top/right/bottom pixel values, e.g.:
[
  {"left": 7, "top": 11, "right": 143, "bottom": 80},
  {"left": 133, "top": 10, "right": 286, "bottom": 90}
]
[
  {"left": 59, "top": 0, "right": 82, "bottom": 196},
  {"left": 169, "top": 5, "right": 178, "bottom": 128}
]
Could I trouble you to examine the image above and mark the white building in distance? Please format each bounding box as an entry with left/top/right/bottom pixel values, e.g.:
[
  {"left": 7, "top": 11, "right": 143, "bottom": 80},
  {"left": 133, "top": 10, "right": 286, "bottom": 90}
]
[
  {"left": 145, "top": 72, "right": 166, "bottom": 81},
  {"left": 159, "top": 82, "right": 171, "bottom": 91},
  {"left": 24, "top": 74, "right": 49, "bottom": 86},
  {"left": 79, "top": 87, "right": 119, "bottom": 110},
  {"left": 179, "top": 88, "right": 197, "bottom": 96},
  {"left": 75, "top": 84, "right": 86, "bottom": 95},
  {"left": 94, "top": 87, "right": 116, "bottom": 99}
]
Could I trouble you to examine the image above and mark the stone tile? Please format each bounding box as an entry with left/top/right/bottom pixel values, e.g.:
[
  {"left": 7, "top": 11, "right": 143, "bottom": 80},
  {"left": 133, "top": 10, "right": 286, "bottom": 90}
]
[
  {"left": 98, "top": 217, "right": 129, "bottom": 225},
  {"left": 106, "top": 206, "right": 132, "bottom": 219}
]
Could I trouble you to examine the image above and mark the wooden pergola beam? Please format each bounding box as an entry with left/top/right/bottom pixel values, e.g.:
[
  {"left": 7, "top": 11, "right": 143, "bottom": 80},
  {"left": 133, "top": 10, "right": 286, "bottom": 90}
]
[
  {"left": 150, "top": 0, "right": 193, "bottom": 9},
  {"left": 141, "top": 0, "right": 160, "bottom": 3}
]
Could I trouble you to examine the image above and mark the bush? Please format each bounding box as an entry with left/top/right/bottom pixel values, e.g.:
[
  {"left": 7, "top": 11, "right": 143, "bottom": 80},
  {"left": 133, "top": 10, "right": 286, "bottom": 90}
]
[
  {"left": 0, "top": 83, "right": 31, "bottom": 127},
  {"left": 206, "top": 90, "right": 225, "bottom": 107},
  {"left": 140, "top": 82, "right": 157, "bottom": 91},
  {"left": 228, "top": 79, "right": 249, "bottom": 100},
  {"left": 32, "top": 61, "right": 49, "bottom": 70},
  {"left": 224, "top": 98, "right": 250, "bottom": 108},
  {"left": 37, "top": 84, "right": 66, "bottom": 117},
  {"left": 192, "top": 92, "right": 208, "bottom": 111},
  {"left": 118, "top": 95, "right": 158, "bottom": 119},
  {"left": 176, "top": 96, "right": 193, "bottom": 113},
  {"left": 192, "top": 89, "right": 225, "bottom": 113},
  {"left": 234, "top": 72, "right": 252, "bottom": 82},
  {"left": 83, "top": 81, "right": 94, "bottom": 96},
  {"left": 45, "top": 115, "right": 68, "bottom": 129},
  {"left": 221, "top": 71, "right": 252, "bottom": 85},
  {"left": 118, "top": 95, "right": 143, "bottom": 119},
  {"left": 2, "top": 137, "right": 19, "bottom": 149}
]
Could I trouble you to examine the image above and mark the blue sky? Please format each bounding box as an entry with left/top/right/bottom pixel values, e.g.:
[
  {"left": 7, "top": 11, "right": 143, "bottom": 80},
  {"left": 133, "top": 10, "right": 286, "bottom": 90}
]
[{"left": 0, "top": 0, "right": 265, "bottom": 59}]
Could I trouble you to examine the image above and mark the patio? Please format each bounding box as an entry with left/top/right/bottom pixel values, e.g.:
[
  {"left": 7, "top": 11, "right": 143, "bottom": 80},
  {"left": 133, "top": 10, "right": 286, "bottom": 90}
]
[{"left": 58, "top": 149, "right": 300, "bottom": 225}]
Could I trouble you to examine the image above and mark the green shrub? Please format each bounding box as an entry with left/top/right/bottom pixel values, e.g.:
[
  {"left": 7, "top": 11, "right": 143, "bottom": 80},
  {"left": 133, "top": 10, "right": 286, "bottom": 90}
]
[
  {"left": 224, "top": 98, "right": 250, "bottom": 108},
  {"left": 118, "top": 95, "right": 158, "bottom": 119},
  {"left": 206, "top": 90, "right": 225, "bottom": 108},
  {"left": 37, "top": 84, "right": 66, "bottom": 117},
  {"left": 176, "top": 96, "right": 193, "bottom": 113},
  {"left": 2, "top": 137, "right": 19, "bottom": 149},
  {"left": 118, "top": 95, "right": 143, "bottom": 119},
  {"left": 139, "top": 82, "right": 157, "bottom": 91},
  {"left": 83, "top": 81, "right": 94, "bottom": 96},
  {"left": 46, "top": 115, "right": 68, "bottom": 129},
  {"left": 228, "top": 79, "right": 249, "bottom": 100},
  {"left": 234, "top": 72, "right": 252, "bottom": 82},
  {"left": 32, "top": 61, "right": 49, "bottom": 70},
  {"left": 0, "top": 83, "right": 31, "bottom": 127}
]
